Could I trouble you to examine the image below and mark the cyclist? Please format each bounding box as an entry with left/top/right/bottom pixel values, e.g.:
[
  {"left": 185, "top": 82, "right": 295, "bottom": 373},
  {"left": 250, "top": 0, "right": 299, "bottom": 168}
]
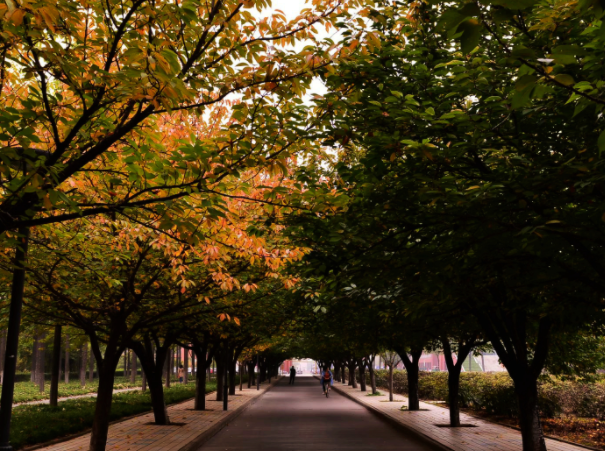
[{"left": 321, "top": 368, "right": 333, "bottom": 395}]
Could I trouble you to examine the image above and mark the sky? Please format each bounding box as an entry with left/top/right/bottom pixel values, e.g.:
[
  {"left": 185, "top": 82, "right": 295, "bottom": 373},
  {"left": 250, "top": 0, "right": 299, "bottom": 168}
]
[{"left": 267, "top": 0, "right": 335, "bottom": 96}]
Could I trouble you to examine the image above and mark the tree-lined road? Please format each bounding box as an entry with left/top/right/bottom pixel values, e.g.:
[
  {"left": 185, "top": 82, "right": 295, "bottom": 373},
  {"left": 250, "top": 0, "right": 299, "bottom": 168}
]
[{"left": 200, "top": 376, "right": 438, "bottom": 451}]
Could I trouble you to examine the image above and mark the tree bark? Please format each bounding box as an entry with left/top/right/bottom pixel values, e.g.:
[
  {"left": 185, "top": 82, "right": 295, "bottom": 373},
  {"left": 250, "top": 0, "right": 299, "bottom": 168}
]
[
  {"left": 142, "top": 368, "right": 147, "bottom": 392},
  {"left": 442, "top": 337, "right": 475, "bottom": 427},
  {"left": 358, "top": 359, "right": 367, "bottom": 392},
  {"left": 36, "top": 332, "right": 46, "bottom": 392},
  {"left": 183, "top": 348, "right": 189, "bottom": 384},
  {"left": 516, "top": 376, "right": 547, "bottom": 451},
  {"left": 130, "top": 350, "right": 137, "bottom": 384},
  {"left": 239, "top": 361, "right": 244, "bottom": 391},
  {"left": 130, "top": 338, "right": 170, "bottom": 424},
  {"left": 229, "top": 359, "right": 236, "bottom": 395},
  {"left": 49, "top": 325, "right": 62, "bottom": 407},
  {"left": 368, "top": 360, "right": 377, "bottom": 394},
  {"left": 194, "top": 353, "right": 207, "bottom": 410},
  {"left": 124, "top": 350, "right": 128, "bottom": 378},
  {"left": 146, "top": 371, "right": 170, "bottom": 425},
  {"left": 88, "top": 347, "right": 121, "bottom": 451},
  {"left": 0, "top": 329, "right": 6, "bottom": 385},
  {"left": 399, "top": 349, "right": 423, "bottom": 411},
  {"left": 216, "top": 353, "right": 224, "bottom": 401},
  {"left": 389, "top": 364, "right": 394, "bottom": 402},
  {"left": 31, "top": 333, "right": 38, "bottom": 383},
  {"left": 474, "top": 297, "right": 551, "bottom": 451},
  {"left": 247, "top": 362, "right": 255, "bottom": 387},
  {"left": 164, "top": 349, "right": 171, "bottom": 388},
  {"left": 89, "top": 343, "right": 94, "bottom": 381},
  {"left": 348, "top": 362, "right": 357, "bottom": 388},
  {"left": 80, "top": 343, "right": 87, "bottom": 387},
  {"left": 64, "top": 334, "right": 70, "bottom": 383}
]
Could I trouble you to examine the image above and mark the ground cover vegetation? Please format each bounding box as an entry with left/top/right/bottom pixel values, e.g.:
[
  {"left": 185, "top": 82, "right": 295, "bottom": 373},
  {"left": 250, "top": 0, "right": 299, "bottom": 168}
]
[
  {"left": 10, "top": 382, "right": 215, "bottom": 450},
  {"left": 374, "top": 370, "right": 605, "bottom": 449}
]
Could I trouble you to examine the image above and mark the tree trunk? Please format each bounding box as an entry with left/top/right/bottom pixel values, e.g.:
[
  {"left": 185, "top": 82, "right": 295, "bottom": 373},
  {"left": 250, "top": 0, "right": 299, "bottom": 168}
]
[
  {"left": 368, "top": 362, "right": 377, "bottom": 394},
  {"left": 89, "top": 344, "right": 94, "bottom": 381},
  {"left": 130, "top": 351, "right": 137, "bottom": 384},
  {"left": 194, "top": 354, "right": 207, "bottom": 410},
  {"left": 216, "top": 356, "right": 224, "bottom": 401},
  {"left": 142, "top": 368, "right": 147, "bottom": 392},
  {"left": 36, "top": 332, "right": 46, "bottom": 392},
  {"left": 239, "top": 362, "right": 244, "bottom": 391},
  {"left": 516, "top": 376, "right": 547, "bottom": 451},
  {"left": 164, "top": 349, "right": 171, "bottom": 388},
  {"left": 359, "top": 360, "right": 367, "bottom": 392},
  {"left": 88, "top": 353, "right": 120, "bottom": 451},
  {"left": 147, "top": 371, "right": 170, "bottom": 425},
  {"left": 448, "top": 369, "right": 461, "bottom": 426},
  {"left": 399, "top": 349, "right": 423, "bottom": 411},
  {"left": 80, "top": 344, "right": 87, "bottom": 387},
  {"left": 183, "top": 348, "right": 189, "bottom": 384},
  {"left": 348, "top": 362, "right": 357, "bottom": 388},
  {"left": 389, "top": 365, "right": 394, "bottom": 402},
  {"left": 247, "top": 362, "right": 254, "bottom": 388},
  {"left": 0, "top": 329, "right": 6, "bottom": 385},
  {"left": 191, "top": 351, "right": 195, "bottom": 378},
  {"left": 229, "top": 359, "right": 237, "bottom": 395},
  {"left": 49, "top": 325, "right": 62, "bottom": 407},
  {"left": 31, "top": 333, "right": 38, "bottom": 382},
  {"left": 341, "top": 364, "right": 346, "bottom": 383},
  {"left": 64, "top": 334, "right": 70, "bottom": 384},
  {"left": 124, "top": 350, "right": 128, "bottom": 378},
  {"left": 406, "top": 363, "right": 420, "bottom": 410},
  {"left": 442, "top": 337, "right": 475, "bottom": 427}
]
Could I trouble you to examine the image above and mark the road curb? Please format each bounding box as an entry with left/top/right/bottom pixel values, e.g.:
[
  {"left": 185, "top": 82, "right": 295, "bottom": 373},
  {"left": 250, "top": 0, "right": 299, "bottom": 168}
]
[
  {"left": 178, "top": 377, "right": 282, "bottom": 451},
  {"left": 319, "top": 377, "right": 452, "bottom": 451}
]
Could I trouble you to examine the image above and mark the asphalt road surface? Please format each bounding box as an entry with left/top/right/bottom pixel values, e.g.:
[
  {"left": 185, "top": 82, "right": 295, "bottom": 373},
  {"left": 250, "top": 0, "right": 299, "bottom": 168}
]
[{"left": 200, "top": 375, "right": 439, "bottom": 451}]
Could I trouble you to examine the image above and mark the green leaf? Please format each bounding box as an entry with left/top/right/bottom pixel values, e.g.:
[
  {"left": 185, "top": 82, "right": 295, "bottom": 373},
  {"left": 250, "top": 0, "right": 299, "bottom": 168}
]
[
  {"left": 458, "top": 19, "right": 482, "bottom": 54},
  {"left": 515, "top": 75, "right": 538, "bottom": 91},
  {"left": 598, "top": 130, "right": 605, "bottom": 156},
  {"left": 555, "top": 74, "right": 575, "bottom": 86},
  {"left": 511, "top": 84, "right": 534, "bottom": 109}
]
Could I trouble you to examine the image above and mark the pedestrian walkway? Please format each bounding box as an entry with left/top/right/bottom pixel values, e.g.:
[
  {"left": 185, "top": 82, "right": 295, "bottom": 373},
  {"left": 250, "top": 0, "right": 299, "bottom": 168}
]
[
  {"left": 199, "top": 376, "right": 438, "bottom": 450},
  {"left": 331, "top": 382, "right": 590, "bottom": 451},
  {"left": 35, "top": 381, "right": 277, "bottom": 451},
  {"left": 15, "top": 388, "right": 140, "bottom": 406}
]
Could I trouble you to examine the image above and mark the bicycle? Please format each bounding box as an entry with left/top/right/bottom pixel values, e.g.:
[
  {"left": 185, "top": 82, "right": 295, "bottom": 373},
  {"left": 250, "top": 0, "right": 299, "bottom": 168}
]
[{"left": 323, "top": 383, "right": 331, "bottom": 398}]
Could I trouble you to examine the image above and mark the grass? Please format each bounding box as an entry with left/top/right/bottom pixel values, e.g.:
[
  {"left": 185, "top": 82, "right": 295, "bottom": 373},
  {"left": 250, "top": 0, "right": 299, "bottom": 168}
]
[
  {"left": 6, "top": 376, "right": 151, "bottom": 404},
  {"left": 366, "top": 391, "right": 383, "bottom": 397},
  {"left": 10, "top": 382, "right": 216, "bottom": 450}
]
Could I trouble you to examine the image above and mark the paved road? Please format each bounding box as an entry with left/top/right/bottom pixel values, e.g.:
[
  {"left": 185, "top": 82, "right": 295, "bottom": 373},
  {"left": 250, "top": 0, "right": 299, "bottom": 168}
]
[{"left": 200, "top": 376, "right": 439, "bottom": 451}]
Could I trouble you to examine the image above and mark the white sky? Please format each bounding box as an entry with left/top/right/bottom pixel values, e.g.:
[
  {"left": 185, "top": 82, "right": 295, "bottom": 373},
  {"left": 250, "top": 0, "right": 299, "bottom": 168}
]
[{"left": 268, "top": 0, "right": 335, "bottom": 96}]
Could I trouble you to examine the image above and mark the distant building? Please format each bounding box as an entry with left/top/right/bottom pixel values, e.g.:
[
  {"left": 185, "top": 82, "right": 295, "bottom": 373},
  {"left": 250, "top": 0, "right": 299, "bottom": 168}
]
[{"left": 281, "top": 358, "right": 317, "bottom": 374}]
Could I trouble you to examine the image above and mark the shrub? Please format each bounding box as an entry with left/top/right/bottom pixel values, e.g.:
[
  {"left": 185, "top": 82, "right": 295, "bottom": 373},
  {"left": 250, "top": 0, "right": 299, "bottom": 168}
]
[
  {"left": 10, "top": 382, "right": 216, "bottom": 450},
  {"left": 373, "top": 370, "right": 605, "bottom": 419}
]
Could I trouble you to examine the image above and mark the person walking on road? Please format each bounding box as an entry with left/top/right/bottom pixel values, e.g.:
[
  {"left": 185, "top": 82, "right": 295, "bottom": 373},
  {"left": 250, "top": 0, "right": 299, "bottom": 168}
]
[{"left": 289, "top": 366, "right": 296, "bottom": 385}]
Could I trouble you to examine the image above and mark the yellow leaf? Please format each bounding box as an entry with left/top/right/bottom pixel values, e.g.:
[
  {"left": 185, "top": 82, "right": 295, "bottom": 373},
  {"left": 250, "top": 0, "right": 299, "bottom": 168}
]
[{"left": 10, "top": 9, "right": 25, "bottom": 26}]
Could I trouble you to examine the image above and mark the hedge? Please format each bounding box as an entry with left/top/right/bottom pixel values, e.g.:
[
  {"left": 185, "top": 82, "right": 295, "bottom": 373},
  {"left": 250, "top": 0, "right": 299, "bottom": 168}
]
[{"left": 373, "top": 370, "right": 605, "bottom": 419}]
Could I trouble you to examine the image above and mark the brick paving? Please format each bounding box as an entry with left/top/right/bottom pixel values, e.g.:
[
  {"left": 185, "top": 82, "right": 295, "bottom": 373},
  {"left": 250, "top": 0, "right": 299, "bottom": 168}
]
[
  {"left": 35, "top": 380, "right": 278, "bottom": 451},
  {"left": 331, "top": 381, "right": 591, "bottom": 451}
]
